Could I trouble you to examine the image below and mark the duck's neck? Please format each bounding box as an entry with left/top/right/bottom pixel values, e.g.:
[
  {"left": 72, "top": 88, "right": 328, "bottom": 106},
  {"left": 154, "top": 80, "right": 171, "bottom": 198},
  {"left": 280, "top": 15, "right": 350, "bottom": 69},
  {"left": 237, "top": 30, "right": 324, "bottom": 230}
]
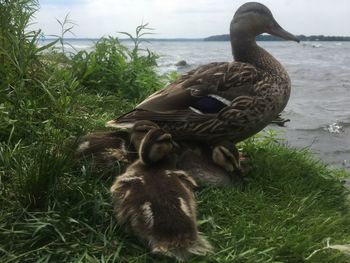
[{"left": 230, "top": 34, "right": 285, "bottom": 76}]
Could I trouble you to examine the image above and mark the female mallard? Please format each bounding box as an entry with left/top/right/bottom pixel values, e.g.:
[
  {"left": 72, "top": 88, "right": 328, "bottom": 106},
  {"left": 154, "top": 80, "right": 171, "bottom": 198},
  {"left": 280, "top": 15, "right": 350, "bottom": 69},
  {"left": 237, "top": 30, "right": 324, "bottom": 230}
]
[
  {"left": 107, "top": 2, "right": 299, "bottom": 144},
  {"left": 111, "top": 126, "right": 213, "bottom": 261},
  {"left": 107, "top": 2, "right": 299, "bottom": 148}
]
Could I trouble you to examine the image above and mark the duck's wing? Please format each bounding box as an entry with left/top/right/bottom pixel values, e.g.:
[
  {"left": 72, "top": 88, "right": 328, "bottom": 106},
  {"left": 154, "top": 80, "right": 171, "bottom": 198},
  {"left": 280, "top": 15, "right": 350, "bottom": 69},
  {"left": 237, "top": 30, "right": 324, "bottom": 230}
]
[{"left": 107, "top": 61, "right": 259, "bottom": 128}]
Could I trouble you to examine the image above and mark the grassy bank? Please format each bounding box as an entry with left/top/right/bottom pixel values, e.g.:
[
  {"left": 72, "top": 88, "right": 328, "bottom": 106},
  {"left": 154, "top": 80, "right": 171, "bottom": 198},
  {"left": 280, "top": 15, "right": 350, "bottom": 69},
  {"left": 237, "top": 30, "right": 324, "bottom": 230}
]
[{"left": 1, "top": 1, "right": 350, "bottom": 262}]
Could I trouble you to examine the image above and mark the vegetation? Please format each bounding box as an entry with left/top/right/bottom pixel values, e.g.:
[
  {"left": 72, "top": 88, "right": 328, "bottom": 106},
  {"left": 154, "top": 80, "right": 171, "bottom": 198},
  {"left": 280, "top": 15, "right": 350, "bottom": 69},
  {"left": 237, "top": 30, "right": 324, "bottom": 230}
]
[{"left": 0, "top": 1, "right": 349, "bottom": 262}]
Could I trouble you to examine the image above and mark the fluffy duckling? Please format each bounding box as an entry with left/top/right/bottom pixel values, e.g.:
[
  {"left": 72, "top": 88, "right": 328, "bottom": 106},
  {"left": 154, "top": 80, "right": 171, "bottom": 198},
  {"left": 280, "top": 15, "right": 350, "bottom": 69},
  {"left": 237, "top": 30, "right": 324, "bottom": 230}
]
[
  {"left": 212, "top": 142, "right": 241, "bottom": 174},
  {"left": 75, "top": 121, "right": 243, "bottom": 185},
  {"left": 130, "top": 120, "right": 243, "bottom": 184},
  {"left": 129, "top": 120, "right": 161, "bottom": 151},
  {"left": 74, "top": 122, "right": 162, "bottom": 176},
  {"left": 111, "top": 127, "right": 213, "bottom": 261},
  {"left": 75, "top": 130, "right": 137, "bottom": 175},
  {"left": 176, "top": 141, "right": 243, "bottom": 187}
]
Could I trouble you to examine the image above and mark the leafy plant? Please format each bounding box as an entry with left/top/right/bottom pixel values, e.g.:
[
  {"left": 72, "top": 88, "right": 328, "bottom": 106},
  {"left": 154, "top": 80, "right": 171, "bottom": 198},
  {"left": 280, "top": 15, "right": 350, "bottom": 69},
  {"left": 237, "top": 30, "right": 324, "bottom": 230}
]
[
  {"left": 0, "top": 0, "right": 164, "bottom": 210},
  {"left": 54, "top": 13, "right": 77, "bottom": 55},
  {"left": 70, "top": 24, "right": 162, "bottom": 101}
]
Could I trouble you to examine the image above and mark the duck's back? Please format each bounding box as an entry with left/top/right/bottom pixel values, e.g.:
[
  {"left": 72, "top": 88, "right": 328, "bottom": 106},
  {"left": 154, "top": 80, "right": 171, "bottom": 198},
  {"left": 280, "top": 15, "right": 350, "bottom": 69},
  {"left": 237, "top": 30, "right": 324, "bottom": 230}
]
[{"left": 107, "top": 59, "right": 290, "bottom": 143}]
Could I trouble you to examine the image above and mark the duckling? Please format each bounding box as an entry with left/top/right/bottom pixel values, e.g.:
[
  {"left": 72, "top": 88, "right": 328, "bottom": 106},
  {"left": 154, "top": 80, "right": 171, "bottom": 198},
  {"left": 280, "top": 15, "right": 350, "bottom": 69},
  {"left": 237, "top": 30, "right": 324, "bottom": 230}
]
[
  {"left": 212, "top": 141, "right": 241, "bottom": 174},
  {"left": 111, "top": 128, "right": 213, "bottom": 261},
  {"left": 176, "top": 141, "right": 243, "bottom": 187},
  {"left": 75, "top": 130, "right": 137, "bottom": 175},
  {"left": 129, "top": 120, "right": 161, "bottom": 151},
  {"left": 75, "top": 122, "right": 243, "bottom": 185},
  {"left": 131, "top": 120, "right": 242, "bottom": 179},
  {"left": 74, "top": 122, "right": 163, "bottom": 176}
]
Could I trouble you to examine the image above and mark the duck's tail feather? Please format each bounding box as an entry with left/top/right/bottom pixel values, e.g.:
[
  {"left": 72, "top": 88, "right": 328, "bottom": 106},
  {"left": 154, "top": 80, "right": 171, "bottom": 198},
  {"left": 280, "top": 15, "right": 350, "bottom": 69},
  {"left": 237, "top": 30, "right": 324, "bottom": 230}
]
[{"left": 106, "top": 108, "right": 216, "bottom": 129}]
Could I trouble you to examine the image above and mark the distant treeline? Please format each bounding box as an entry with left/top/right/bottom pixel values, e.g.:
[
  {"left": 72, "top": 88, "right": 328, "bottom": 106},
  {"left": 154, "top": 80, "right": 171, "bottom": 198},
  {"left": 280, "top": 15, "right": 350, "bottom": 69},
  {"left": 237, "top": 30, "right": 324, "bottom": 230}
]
[{"left": 204, "top": 34, "right": 350, "bottom": 41}]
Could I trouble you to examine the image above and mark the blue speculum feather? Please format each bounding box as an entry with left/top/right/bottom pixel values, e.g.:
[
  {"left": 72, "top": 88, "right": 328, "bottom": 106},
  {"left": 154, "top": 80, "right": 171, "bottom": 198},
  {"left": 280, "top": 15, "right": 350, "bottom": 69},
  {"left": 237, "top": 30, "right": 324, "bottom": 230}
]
[{"left": 191, "top": 96, "right": 226, "bottom": 113}]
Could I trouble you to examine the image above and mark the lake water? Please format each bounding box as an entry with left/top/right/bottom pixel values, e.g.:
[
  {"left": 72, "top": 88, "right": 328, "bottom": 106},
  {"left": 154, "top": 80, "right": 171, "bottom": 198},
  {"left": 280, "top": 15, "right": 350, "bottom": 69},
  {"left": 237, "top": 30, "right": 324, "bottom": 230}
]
[{"left": 44, "top": 39, "right": 350, "bottom": 171}]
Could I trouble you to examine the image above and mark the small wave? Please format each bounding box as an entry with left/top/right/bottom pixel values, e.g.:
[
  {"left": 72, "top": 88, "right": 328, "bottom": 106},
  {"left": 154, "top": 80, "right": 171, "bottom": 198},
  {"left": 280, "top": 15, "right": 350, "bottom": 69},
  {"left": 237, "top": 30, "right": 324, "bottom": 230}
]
[
  {"left": 301, "top": 42, "right": 322, "bottom": 48},
  {"left": 71, "top": 44, "right": 93, "bottom": 49},
  {"left": 312, "top": 43, "right": 322, "bottom": 48},
  {"left": 332, "top": 149, "right": 350, "bottom": 154},
  {"left": 294, "top": 121, "right": 350, "bottom": 133},
  {"left": 324, "top": 122, "right": 344, "bottom": 134},
  {"left": 295, "top": 127, "right": 327, "bottom": 132}
]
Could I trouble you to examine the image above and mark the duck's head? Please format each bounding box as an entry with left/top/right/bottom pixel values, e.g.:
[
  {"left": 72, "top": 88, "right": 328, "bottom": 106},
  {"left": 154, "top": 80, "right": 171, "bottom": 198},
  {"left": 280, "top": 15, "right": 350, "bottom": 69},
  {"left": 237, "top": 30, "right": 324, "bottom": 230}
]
[
  {"left": 230, "top": 2, "right": 299, "bottom": 43},
  {"left": 139, "top": 128, "right": 174, "bottom": 165},
  {"left": 130, "top": 120, "right": 160, "bottom": 151}
]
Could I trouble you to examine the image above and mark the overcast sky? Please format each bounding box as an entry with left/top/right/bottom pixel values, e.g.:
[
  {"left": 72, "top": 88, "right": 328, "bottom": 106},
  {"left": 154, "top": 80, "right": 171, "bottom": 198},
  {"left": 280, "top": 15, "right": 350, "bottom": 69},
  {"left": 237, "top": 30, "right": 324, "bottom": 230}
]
[{"left": 36, "top": 0, "right": 350, "bottom": 38}]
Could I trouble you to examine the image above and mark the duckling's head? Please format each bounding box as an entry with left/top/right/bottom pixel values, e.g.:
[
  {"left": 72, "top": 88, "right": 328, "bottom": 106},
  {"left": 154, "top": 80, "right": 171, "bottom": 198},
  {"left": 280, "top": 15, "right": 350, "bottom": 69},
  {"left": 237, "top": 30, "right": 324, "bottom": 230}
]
[
  {"left": 212, "top": 144, "right": 240, "bottom": 173},
  {"left": 139, "top": 128, "right": 174, "bottom": 165},
  {"left": 230, "top": 2, "right": 299, "bottom": 43},
  {"left": 130, "top": 121, "right": 160, "bottom": 151}
]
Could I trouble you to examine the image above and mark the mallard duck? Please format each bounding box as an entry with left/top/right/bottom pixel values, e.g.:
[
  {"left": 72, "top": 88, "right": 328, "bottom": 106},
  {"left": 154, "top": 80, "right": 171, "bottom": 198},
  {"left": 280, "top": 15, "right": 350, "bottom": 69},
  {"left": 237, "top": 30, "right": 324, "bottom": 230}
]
[
  {"left": 106, "top": 2, "right": 299, "bottom": 147},
  {"left": 111, "top": 127, "right": 212, "bottom": 261}
]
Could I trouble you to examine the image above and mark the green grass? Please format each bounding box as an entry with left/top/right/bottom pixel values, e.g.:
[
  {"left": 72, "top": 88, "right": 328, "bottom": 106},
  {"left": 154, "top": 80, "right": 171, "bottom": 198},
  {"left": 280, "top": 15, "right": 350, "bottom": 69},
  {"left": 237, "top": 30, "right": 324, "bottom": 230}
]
[
  {"left": 1, "top": 140, "right": 349, "bottom": 262},
  {"left": 1, "top": 1, "right": 350, "bottom": 262}
]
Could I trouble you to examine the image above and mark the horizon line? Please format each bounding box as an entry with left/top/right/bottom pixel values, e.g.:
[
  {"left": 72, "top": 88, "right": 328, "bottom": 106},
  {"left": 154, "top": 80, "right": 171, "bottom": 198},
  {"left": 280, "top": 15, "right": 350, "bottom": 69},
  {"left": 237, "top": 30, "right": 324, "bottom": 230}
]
[{"left": 40, "top": 34, "right": 350, "bottom": 41}]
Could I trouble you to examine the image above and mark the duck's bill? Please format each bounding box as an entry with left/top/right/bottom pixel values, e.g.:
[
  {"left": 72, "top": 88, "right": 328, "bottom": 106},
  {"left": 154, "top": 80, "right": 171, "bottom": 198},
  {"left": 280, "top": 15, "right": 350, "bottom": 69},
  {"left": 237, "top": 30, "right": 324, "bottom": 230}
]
[{"left": 266, "top": 24, "right": 300, "bottom": 43}]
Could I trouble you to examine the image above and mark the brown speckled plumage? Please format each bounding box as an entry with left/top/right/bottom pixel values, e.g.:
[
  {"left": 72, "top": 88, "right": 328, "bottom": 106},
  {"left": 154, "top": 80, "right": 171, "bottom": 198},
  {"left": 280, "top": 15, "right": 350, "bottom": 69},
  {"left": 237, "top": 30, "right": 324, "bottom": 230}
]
[
  {"left": 176, "top": 141, "right": 243, "bottom": 187},
  {"left": 106, "top": 2, "right": 299, "bottom": 145},
  {"left": 110, "top": 128, "right": 212, "bottom": 261},
  {"left": 74, "top": 126, "right": 243, "bottom": 185}
]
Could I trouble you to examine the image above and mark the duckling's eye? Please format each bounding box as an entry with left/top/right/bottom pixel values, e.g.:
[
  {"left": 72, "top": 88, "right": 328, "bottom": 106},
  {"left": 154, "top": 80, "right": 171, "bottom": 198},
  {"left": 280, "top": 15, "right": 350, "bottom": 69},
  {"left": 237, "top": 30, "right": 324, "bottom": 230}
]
[
  {"left": 135, "top": 129, "right": 148, "bottom": 133},
  {"left": 156, "top": 134, "right": 172, "bottom": 143},
  {"left": 156, "top": 139, "right": 172, "bottom": 144},
  {"left": 134, "top": 125, "right": 154, "bottom": 133}
]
